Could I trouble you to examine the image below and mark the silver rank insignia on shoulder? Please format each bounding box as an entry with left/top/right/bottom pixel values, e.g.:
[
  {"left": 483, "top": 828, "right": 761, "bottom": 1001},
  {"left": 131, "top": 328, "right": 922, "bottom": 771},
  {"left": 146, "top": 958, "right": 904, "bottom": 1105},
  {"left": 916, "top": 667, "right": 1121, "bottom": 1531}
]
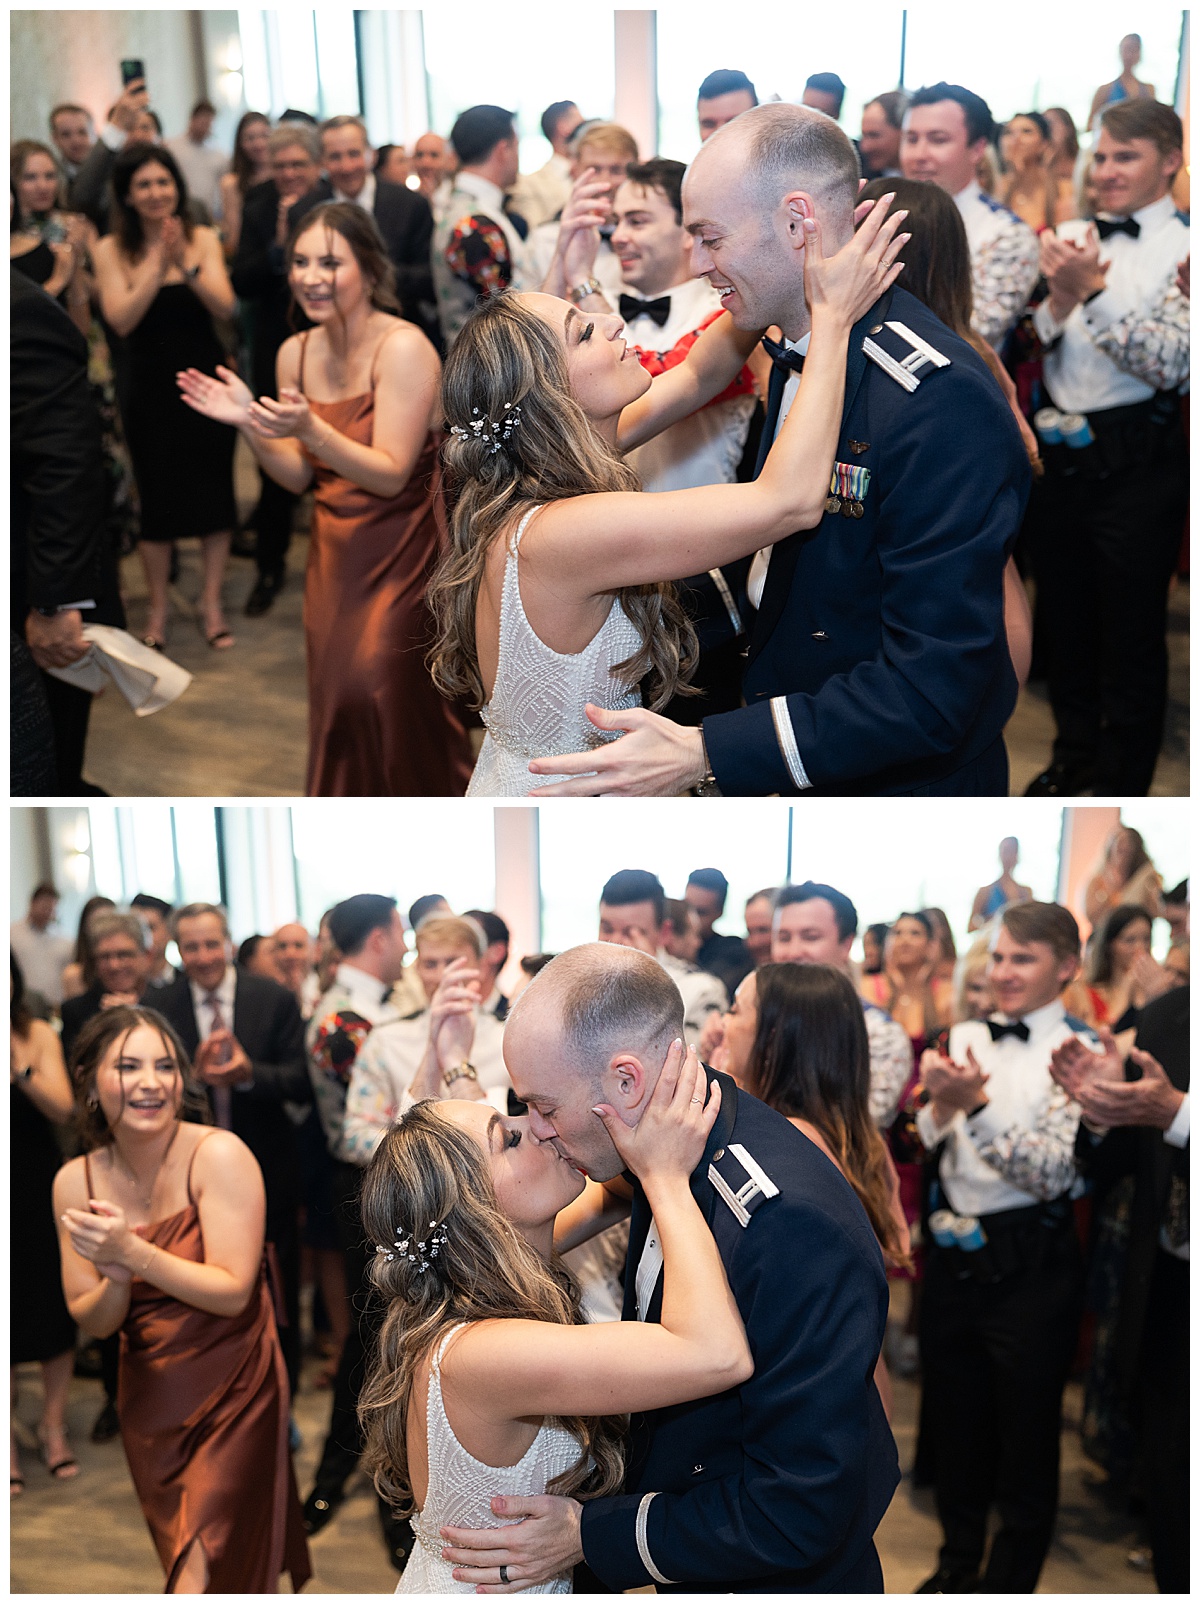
[
  {"left": 862, "top": 320, "right": 952, "bottom": 392},
  {"left": 709, "top": 1142, "right": 780, "bottom": 1227}
]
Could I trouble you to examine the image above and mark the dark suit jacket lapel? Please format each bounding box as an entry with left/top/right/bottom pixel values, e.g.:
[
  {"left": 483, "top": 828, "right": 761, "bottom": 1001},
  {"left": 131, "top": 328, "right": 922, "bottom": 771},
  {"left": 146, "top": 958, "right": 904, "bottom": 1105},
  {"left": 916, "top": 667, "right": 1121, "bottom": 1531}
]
[
  {"left": 633, "top": 1068, "right": 738, "bottom": 1326},
  {"left": 753, "top": 358, "right": 789, "bottom": 477},
  {"left": 746, "top": 290, "right": 893, "bottom": 665}
]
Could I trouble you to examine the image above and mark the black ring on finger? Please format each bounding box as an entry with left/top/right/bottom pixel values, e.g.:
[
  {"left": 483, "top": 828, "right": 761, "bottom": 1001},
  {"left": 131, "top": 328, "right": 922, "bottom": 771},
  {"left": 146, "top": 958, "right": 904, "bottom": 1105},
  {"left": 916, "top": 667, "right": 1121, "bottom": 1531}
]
[{"left": 499, "top": 1564, "right": 510, "bottom": 1584}]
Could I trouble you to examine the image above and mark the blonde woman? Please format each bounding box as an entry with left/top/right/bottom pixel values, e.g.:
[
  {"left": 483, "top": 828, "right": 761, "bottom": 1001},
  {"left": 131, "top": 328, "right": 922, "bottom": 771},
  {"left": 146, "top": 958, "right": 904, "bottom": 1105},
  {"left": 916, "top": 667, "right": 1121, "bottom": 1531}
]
[{"left": 428, "top": 196, "right": 907, "bottom": 795}]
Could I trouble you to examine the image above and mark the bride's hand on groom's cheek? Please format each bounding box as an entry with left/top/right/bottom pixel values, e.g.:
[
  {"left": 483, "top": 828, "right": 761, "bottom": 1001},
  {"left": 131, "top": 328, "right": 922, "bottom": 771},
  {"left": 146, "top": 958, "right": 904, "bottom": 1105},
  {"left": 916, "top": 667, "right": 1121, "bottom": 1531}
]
[{"left": 593, "top": 1040, "right": 720, "bottom": 1181}]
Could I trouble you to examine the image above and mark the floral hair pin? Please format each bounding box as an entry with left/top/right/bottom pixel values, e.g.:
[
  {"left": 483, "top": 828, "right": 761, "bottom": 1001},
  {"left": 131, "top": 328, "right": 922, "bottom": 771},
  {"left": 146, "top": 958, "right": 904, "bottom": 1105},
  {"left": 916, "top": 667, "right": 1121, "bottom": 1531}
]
[
  {"left": 450, "top": 401, "right": 522, "bottom": 454},
  {"left": 376, "top": 1218, "right": 450, "bottom": 1274}
]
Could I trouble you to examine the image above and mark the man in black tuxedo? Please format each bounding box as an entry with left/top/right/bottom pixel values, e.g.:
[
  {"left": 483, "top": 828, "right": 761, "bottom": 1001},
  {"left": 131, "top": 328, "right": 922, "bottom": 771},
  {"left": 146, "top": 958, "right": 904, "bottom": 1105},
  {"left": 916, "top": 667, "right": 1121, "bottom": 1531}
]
[
  {"left": 533, "top": 103, "right": 1028, "bottom": 797},
  {"left": 1051, "top": 985, "right": 1190, "bottom": 1593},
  {"left": 11, "top": 269, "right": 124, "bottom": 794},
  {"left": 439, "top": 944, "right": 898, "bottom": 1592},
  {"left": 290, "top": 116, "right": 440, "bottom": 351},
  {"left": 154, "top": 901, "right": 310, "bottom": 1394},
  {"left": 231, "top": 124, "right": 323, "bottom": 615}
]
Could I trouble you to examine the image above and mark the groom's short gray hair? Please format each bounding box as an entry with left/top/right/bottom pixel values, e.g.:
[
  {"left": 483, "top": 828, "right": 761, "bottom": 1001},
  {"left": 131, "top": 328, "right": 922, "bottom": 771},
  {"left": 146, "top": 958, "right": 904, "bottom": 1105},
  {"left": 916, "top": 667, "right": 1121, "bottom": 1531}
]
[
  {"left": 737, "top": 102, "right": 861, "bottom": 210},
  {"left": 531, "top": 943, "right": 685, "bottom": 1083}
]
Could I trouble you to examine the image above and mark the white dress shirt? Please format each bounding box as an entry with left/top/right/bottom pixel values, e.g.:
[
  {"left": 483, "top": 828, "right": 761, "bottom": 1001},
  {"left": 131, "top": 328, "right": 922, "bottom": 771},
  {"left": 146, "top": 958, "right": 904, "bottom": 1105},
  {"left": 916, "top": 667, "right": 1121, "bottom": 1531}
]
[
  {"left": 623, "top": 277, "right": 757, "bottom": 494},
  {"left": 163, "top": 134, "right": 230, "bottom": 219},
  {"left": 747, "top": 331, "right": 811, "bottom": 610},
  {"left": 1033, "top": 193, "right": 1190, "bottom": 413},
  {"left": 9, "top": 920, "right": 73, "bottom": 1007},
  {"left": 509, "top": 151, "right": 573, "bottom": 233},
  {"left": 916, "top": 998, "right": 1095, "bottom": 1216},
  {"left": 332, "top": 171, "right": 376, "bottom": 212},
  {"left": 953, "top": 179, "right": 1040, "bottom": 348}
]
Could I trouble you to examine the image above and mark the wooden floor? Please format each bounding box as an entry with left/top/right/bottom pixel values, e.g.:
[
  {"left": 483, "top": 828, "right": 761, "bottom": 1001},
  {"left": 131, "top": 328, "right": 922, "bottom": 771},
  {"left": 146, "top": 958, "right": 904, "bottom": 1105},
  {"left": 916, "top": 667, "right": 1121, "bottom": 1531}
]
[
  {"left": 80, "top": 514, "right": 1189, "bottom": 799},
  {"left": 11, "top": 1312, "right": 1157, "bottom": 1595}
]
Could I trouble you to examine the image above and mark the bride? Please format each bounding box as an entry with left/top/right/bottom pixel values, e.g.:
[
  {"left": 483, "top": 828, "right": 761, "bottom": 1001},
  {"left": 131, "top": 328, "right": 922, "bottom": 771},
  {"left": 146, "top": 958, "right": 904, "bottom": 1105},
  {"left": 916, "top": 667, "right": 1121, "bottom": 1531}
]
[
  {"left": 429, "top": 194, "right": 908, "bottom": 796},
  {"left": 357, "top": 1040, "right": 748, "bottom": 1594}
]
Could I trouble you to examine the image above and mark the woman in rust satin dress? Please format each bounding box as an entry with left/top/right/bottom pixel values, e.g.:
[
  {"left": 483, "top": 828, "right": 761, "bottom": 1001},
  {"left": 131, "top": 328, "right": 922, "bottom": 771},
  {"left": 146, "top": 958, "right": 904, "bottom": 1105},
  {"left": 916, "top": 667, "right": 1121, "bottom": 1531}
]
[
  {"left": 54, "top": 1008, "right": 310, "bottom": 1594},
  {"left": 178, "top": 201, "right": 472, "bottom": 796}
]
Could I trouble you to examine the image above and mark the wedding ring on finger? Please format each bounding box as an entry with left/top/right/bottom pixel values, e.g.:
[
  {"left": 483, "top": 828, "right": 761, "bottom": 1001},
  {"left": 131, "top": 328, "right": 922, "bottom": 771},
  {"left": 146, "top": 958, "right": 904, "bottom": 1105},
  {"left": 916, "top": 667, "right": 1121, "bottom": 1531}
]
[{"left": 499, "top": 1565, "right": 510, "bottom": 1584}]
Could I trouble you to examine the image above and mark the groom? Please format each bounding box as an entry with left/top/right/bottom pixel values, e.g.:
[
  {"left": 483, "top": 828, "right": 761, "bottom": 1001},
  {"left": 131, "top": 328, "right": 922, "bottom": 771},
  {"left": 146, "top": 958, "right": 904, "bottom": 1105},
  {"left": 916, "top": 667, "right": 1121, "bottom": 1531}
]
[
  {"left": 531, "top": 103, "right": 1030, "bottom": 796},
  {"left": 438, "top": 943, "right": 899, "bottom": 1592}
]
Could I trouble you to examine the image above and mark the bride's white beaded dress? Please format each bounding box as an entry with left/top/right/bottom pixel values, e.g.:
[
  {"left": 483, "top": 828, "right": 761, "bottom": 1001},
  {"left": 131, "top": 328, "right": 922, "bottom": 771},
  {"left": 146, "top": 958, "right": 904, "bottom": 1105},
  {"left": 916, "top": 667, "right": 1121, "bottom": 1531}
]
[
  {"left": 397, "top": 1323, "right": 580, "bottom": 1595},
  {"left": 466, "top": 506, "right": 643, "bottom": 796}
]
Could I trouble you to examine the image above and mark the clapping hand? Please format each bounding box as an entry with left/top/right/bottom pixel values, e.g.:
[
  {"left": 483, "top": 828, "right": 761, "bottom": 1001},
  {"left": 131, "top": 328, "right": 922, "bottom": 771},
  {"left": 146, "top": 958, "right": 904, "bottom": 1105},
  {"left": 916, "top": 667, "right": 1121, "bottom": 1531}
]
[
  {"left": 920, "top": 1045, "right": 989, "bottom": 1124},
  {"left": 1071, "top": 1045, "right": 1183, "bottom": 1133},
  {"left": 195, "top": 1029, "right": 253, "bottom": 1087},
  {"left": 555, "top": 168, "right": 610, "bottom": 285},
  {"left": 61, "top": 1198, "right": 139, "bottom": 1281},
  {"left": 248, "top": 385, "right": 312, "bottom": 441},
  {"left": 177, "top": 364, "right": 254, "bottom": 427},
  {"left": 1041, "top": 226, "right": 1108, "bottom": 316},
  {"left": 429, "top": 956, "right": 481, "bottom": 1085},
  {"left": 592, "top": 1038, "right": 720, "bottom": 1186},
  {"left": 805, "top": 192, "right": 909, "bottom": 328},
  {"left": 1130, "top": 950, "right": 1175, "bottom": 1003},
  {"left": 1048, "top": 1027, "right": 1116, "bottom": 1101},
  {"left": 158, "top": 214, "right": 188, "bottom": 270}
]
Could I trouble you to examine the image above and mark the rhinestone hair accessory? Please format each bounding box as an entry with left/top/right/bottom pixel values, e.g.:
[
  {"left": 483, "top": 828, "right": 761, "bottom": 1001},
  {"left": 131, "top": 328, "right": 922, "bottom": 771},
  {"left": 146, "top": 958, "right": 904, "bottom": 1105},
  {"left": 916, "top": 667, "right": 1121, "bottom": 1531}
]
[
  {"left": 450, "top": 401, "right": 522, "bottom": 454},
  {"left": 376, "top": 1218, "right": 450, "bottom": 1274}
]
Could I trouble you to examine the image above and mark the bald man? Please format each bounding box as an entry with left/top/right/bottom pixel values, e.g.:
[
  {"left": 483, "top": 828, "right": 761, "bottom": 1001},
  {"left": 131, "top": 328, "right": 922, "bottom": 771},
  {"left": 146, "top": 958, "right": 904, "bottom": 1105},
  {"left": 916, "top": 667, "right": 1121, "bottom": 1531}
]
[{"left": 534, "top": 104, "right": 1029, "bottom": 798}]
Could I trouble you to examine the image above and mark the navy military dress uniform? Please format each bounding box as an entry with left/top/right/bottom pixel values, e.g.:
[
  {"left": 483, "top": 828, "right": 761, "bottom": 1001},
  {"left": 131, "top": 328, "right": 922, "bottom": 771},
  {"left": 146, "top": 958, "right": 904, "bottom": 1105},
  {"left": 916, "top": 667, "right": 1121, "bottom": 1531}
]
[
  {"left": 578, "top": 1069, "right": 899, "bottom": 1593},
  {"left": 700, "top": 285, "right": 1030, "bottom": 796}
]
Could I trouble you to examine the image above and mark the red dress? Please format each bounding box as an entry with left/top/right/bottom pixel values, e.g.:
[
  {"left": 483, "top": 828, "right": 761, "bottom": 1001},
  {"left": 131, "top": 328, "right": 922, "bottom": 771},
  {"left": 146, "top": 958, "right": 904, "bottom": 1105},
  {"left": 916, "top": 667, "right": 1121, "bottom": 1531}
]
[
  {"left": 299, "top": 331, "right": 473, "bottom": 796},
  {"left": 87, "top": 1148, "right": 312, "bottom": 1593}
]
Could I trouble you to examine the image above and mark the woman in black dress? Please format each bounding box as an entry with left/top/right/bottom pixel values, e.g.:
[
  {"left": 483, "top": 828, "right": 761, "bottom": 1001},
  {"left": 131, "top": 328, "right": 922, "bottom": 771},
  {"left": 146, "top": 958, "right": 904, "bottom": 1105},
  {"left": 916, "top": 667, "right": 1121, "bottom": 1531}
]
[
  {"left": 92, "top": 144, "right": 238, "bottom": 651},
  {"left": 10, "top": 956, "right": 78, "bottom": 1493},
  {"left": 10, "top": 140, "right": 93, "bottom": 334}
]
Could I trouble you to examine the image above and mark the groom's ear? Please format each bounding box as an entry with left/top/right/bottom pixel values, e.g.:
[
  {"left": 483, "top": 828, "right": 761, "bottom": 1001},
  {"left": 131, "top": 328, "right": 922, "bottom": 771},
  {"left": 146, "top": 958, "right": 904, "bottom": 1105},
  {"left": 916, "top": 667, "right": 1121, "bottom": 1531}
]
[
  {"left": 783, "top": 190, "right": 815, "bottom": 249},
  {"left": 602, "top": 1051, "right": 650, "bottom": 1118}
]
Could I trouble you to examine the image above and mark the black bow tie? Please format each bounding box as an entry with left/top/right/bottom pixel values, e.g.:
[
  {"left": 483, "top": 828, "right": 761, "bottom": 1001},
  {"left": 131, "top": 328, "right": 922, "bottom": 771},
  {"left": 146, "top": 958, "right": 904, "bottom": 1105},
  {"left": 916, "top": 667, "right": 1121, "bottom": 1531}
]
[
  {"left": 987, "top": 1018, "right": 1030, "bottom": 1043},
  {"left": 619, "top": 292, "right": 671, "bottom": 328},
  {"left": 762, "top": 334, "right": 806, "bottom": 375},
  {"left": 1095, "top": 216, "right": 1140, "bottom": 241}
]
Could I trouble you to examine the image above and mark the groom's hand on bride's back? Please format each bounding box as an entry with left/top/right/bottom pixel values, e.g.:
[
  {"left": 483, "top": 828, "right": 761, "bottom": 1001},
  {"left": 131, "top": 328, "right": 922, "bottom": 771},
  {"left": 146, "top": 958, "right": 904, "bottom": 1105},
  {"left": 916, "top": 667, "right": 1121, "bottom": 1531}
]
[
  {"left": 441, "top": 1492, "right": 584, "bottom": 1592},
  {"left": 528, "top": 705, "right": 708, "bottom": 796}
]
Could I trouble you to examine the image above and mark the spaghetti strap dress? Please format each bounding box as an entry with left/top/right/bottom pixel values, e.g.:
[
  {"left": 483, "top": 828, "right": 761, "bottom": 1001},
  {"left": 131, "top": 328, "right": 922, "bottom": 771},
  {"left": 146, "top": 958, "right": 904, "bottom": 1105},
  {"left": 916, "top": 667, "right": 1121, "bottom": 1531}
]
[
  {"left": 297, "top": 328, "right": 473, "bottom": 796},
  {"left": 86, "top": 1139, "right": 311, "bottom": 1593}
]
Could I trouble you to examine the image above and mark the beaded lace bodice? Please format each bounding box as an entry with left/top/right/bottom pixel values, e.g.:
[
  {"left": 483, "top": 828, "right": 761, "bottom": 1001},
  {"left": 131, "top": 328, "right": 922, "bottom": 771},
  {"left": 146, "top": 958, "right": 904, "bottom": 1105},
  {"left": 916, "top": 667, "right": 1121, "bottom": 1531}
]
[
  {"left": 397, "top": 1323, "right": 580, "bottom": 1594},
  {"left": 466, "top": 506, "right": 643, "bottom": 796}
]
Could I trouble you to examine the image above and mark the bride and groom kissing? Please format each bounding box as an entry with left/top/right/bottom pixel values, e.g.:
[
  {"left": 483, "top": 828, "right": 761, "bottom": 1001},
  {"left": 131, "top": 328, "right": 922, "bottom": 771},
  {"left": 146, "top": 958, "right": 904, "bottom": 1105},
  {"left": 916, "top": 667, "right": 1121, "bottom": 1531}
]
[
  {"left": 364, "top": 942, "right": 898, "bottom": 1594},
  {"left": 432, "top": 100, "right": 1029, "bottom": 799}
]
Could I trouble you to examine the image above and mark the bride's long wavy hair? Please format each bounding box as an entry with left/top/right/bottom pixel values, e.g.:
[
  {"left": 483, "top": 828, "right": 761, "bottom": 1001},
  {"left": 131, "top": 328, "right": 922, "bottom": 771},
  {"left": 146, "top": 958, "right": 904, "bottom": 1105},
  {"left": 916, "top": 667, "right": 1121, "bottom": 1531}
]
[
  {"left": 357, "top": 1102, "right": 627, "bottom": 1516},
  {"left": 427, "top": 291, "right": 698, "bottom": 711}
]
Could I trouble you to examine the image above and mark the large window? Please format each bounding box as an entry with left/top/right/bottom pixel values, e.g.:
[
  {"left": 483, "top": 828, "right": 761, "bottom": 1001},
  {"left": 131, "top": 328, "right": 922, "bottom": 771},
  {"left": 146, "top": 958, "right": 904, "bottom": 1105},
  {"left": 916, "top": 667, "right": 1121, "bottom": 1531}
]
[
  {"left": 539, "top": 800, "right": 794, "bottom": 952},
  {"left": 902, "top": 3, "right": 1185, "bottom": 134},
  {"left": 655, "top": 9, "right": 906, "bottom": 163},
  {"left": 237, "top": 8, "right": 359, "bottom": 121},
  {"left": 290, "top": 801, "right": 497, "bottom": 933},
  {"left": 422, "top": 5, "right": 616, "bottom": 174}
]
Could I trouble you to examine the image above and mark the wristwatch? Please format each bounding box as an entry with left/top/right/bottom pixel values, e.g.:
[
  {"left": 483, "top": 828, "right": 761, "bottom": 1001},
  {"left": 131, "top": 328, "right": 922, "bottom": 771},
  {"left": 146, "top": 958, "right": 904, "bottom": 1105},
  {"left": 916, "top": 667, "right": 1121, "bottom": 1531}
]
[
  {"left": 568, "top": 277, "right": 603, "bottom": 305},
  {"left": 443, "top": 1061, "right": 479, "bottom": 1090}
]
